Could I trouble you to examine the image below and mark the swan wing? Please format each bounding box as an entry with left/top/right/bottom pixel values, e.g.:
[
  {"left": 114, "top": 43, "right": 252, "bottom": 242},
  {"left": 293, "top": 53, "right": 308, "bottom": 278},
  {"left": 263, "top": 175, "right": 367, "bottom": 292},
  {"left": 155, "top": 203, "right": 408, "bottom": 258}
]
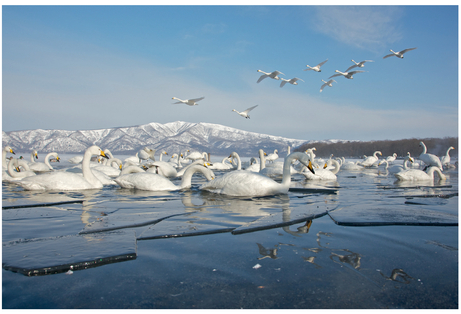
[
  {"left": 257, "top": 75, "right": 268, "bottom": 83},
  {"left": 328, "top": 73, "right": 342, "bottom": 79},
  {"left": 345, "top": 64, "right": 357, "bottom": 72},
  {"left": 317, "top": 59, "right": 328, "bottom": 67},
  {"left": 401, "top": 47, "right": 417, "bottom": 54},
  {"left": 243, "top": 105, "right": 258, "bottom": 113},
  {"left": 383, "top": 53, "right": 394, "bottom": 59},
  {"left": 189, "top": 97, "right": 205, "bottom": 103}
]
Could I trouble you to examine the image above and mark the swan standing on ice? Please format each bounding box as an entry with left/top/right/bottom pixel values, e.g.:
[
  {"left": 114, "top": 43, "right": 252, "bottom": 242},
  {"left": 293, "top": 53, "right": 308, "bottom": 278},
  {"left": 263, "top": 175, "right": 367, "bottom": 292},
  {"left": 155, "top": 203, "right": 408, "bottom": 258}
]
[
  {"left": 115, "top": 164, "right": 215, "bottom": 191},
  {"left": 329, "top": 70, "right": 365, "bottom": 79},
  {"left": 394, "top": 166, "right": 446, "bottom": 181},
  {"left": 419, "top": 141, "right": 443, "bottom": 170},
  {"left": 199, "top": 152, "right": 315, "bottom": 197},
  {"left": 345, "top": 60, "right": 373, "bottom": 72},
  {"left": 256, "top": 70, "right": 284, "bottom": 83},
  {"left": 358, "top": 151, "right": 382, "bottom": 167},
  {"left": 172, "top": 96, "right": 205, "bottom": 106},
  {"left": 265, "top": 149, "right": 279, "bottom": 163},
  {"left": 385, "top": 153, "right": 397, "bottom": 163},
  {"left": 2, "top": 146, "right": 15, "bottom": 170},
  {"left": 280, "top": 77, "right": 304, "bottom": 88},
  {"left": 383, "top": 47, "right": 417, "bottom": 59},
  {"left": 232, "top": 105, "right": 258, "bottom": 119},
  {"left": 320, "top": 79, "right": 336, "bottom": 92},
  {"left": 304, "top": 59, "right": 328, "bottom": 72},
  {"left": 13, "top": 145, "right": 108, "bottom": 191},
  {"left": 441, "top": 146, "right": 455, "bottom": 168},
  {"left": 28, "top": 152, "right": 60, "bottom": 172}
]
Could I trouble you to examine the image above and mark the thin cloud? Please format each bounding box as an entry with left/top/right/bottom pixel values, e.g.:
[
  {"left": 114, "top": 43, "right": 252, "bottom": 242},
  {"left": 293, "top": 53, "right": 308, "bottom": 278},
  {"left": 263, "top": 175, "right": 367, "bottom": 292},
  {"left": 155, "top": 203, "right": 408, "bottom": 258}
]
[{"left": 311, "top": 6, "right": 404, "bottom": 50}]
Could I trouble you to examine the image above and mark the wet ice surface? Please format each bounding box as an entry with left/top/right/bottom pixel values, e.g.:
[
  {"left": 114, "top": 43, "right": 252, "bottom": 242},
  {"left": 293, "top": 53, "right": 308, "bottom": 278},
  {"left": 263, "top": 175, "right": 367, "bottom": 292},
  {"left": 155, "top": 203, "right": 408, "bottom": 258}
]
[{"left": 2, "top": 157, "right": 458, "bottom": 309}]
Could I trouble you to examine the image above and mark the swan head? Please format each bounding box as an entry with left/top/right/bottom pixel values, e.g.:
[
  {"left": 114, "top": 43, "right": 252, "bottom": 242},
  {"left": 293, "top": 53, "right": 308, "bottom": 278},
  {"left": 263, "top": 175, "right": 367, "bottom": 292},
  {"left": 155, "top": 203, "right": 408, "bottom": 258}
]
[{"left": 4, "top": 146, "right": 15, "bottom": 154}]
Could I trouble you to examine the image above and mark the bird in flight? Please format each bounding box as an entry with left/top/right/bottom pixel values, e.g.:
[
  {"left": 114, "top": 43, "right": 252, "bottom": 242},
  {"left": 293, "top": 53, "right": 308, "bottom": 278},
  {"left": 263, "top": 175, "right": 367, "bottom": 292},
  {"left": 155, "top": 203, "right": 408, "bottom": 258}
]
[
  {"left": 320, "top": 79, "right": 336, "bottom": 92},
  {"left": 304, "top": 59, "right": 328, "bottom": 72},
  {"left": 329, "top": 70, "right": 365, "bottom": 79},
  {"left": 345, "top": 60, "right": 373, "bottom": 72},
  {"left": 280, "top": 77, "right": 304, "bottom": 88},
  {"left": 232, "top": 105, "right": 258, "bottom": 119},
  {"left": 172, "top": 97, "right": 205, "bottom": 106},
  {"left": 256, "top": 70, "right": 284, "bottom": 83},
  {"left": 383, "top": 48, "right": 417, "bottom": 59}
]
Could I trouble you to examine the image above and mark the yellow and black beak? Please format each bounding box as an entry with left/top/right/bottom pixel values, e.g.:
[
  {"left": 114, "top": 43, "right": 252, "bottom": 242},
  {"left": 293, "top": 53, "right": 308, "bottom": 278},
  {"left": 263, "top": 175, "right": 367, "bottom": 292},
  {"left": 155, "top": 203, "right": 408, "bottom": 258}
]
[
  {"left": 56, "top": 156, "right": 60, "bottom": 162},
  {"left": 100, "top": 150, "right": 109, "bottom": 159},
  {"left": 10, "top": 149, "right": 15, "bottom": 155},
  {"left": 307, "top": 161, "right": 315, "bottom": 174},
  {"left": 323, "top": 162, "right": 328, "bottom": 169}
]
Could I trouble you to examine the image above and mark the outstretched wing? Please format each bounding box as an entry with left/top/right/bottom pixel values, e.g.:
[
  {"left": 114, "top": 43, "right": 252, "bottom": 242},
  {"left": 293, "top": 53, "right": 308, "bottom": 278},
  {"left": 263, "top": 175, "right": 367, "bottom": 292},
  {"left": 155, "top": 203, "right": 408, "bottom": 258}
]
[
  {"left": 350, "top": 70, "right": 365, "bottom": 75},
  {"left": 189, "top": 97, "right": 205, "bottom": 103},
  {"left": 317, "top": 59, "right": 328, "bottom": 67},
  {"left": 401, "top": 47, "right": 417, "bottom": 55},
  {"left": 383, "top": 53, "right": 394, "bottom": 59},
  {"left": 345, "top": 64, "right": 357, "bottom": 72},
  {"left": 243, "top": 105, "right": 258, "bottom": 114},
  {"left": 257, "top": 74, "right": 268, "bottom": 83},
  {"left": 328, "top": 73, "right": 342, "bottom": 79}
]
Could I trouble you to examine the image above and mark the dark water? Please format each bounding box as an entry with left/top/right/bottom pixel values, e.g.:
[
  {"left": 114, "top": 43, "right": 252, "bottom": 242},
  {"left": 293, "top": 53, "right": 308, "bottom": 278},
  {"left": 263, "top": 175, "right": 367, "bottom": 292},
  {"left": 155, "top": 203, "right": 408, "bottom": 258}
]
[{"left": 2, "top": 157, "right": 458, "bottom": 309}]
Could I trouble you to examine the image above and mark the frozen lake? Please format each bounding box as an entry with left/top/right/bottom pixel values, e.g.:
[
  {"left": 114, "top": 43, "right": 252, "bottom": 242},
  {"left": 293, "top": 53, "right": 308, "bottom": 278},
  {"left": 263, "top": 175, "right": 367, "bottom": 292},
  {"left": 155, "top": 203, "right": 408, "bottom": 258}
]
[{"left": 2, "top": 154, "right": 458, "bottom": 309}]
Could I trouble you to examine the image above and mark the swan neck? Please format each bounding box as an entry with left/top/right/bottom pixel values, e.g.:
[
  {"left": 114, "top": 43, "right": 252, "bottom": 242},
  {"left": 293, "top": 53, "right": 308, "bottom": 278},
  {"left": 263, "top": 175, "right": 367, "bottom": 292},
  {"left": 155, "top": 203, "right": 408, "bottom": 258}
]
[
  {"left": 82, "top": 148, "right": 101, "bottom": 187},
  {"left": 259, "top": 149, "right": 266, "bottom": 171},
  {"left": 281, "top": 152, "right": 302, "bottom": 187}
]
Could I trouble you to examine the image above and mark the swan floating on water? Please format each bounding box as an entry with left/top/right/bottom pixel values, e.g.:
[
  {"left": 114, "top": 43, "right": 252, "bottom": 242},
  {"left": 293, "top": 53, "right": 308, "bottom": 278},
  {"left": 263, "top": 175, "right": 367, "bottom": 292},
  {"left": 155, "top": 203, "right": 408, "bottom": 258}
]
[
  {"left": 320, "top": 79, "right": 336, "bottom": 92},
  {"left": 358, "top": 151, "right": 382, "bottom": 167},
  {"left": 379, "top": 155, "right": 414, "bottom": 174},
  {"left": 329, "top": 70, "right": 365, "bottom": 79},
  {"left": 394, "top": 166, "right": 446, "bottom": 181},
  {"left": 419, "top": 141, "right": 443, "bottom": 170},
  {"left": 172, "top": 96, "right": 205, "bottom": 106},
  {"left": 441, "top": 146, "right": 455, "bottom": 168},
  {"left": 280, "top": 77, "right": 304, "bottom": 88},
  {"left": 385, "top": 153, "right": 397, "bottom": 163},
  {"left": 199, "top": 152, "right": 314, "bottom": 197},
  {"left": 256, "top": 70, "right": 284, "bottom": 83},
  {"left": 145, "top": 151, "right": 178, "bottom": 178},
  {"left": 301, "top": 158, "right": 340, "bottom": 181},
  {"left": 232, "top": 105, "right": 258, "bottom": 119},
  {"left": 383, "top": 47, "right": 417, "bottom": 59},
  {"left": 115, "top": 164, "right": 215, "bottom": 191},
  {"left": 345, "top": 60, "right": 373, "bottom": 72},
  {"left": 13, "top": 145, "right": 108, "bottom": 191},
  {"left": 28, "top": 152, "right": 60, "bottom": 172},
  {"left": 304, "top": 59, "right": 328, "bottom": 72}
]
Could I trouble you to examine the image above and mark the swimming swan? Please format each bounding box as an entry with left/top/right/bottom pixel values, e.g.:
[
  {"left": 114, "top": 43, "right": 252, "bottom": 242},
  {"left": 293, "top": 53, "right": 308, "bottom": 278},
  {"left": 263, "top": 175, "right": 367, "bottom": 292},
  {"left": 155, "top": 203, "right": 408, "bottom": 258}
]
[
  {"left": 2, "top": 146, "right": 15, "bottom": 170},
  {"left": 146, "top": 151, "right": 178, "bottom": 178},
  {"left": 4, "top": 158, "right": 36, "bottom": 182},
  {"left": 115, "top": 164, "right": 215, "bottom": 191},
  {"left": 28, "top": 152, "right": 60, "bottom": 172},
  {"left": 13, "top": 145, "right": 108, "bottom": 191},
  {"left": 256, "top": 70, "right": 284, "bottom": 83},
  {"left": 419, "top": 141, "right": 443, "bottom": 170},
  {"left": 385, "top": 153, "right": 397, "bottom": 163},
  {"left": 199, "top": 152, "right": 314, "bottom": 197},
  {"left": 172, "top": 96, "right": 205, "bottom": 106},
  {"left": 379, "top": 155, "right": 414, "bottom": 174},
  {"left": 441, "top": 146, "right": 455, "bottom": 168},
  {"left": 304, "top": 59, "right": 328, "bottom": 72},
  {"left": 358, "top": 151, "right": 382, "bottom": 167},
  {"left": 301, "top": 159, "right": 340, "bottom": 180},
  {"left": 232, "top": 105, "right": 258, "bottom": 119},
  {"left": 394, "top": 166, "right": 446, "bottom": 181}
]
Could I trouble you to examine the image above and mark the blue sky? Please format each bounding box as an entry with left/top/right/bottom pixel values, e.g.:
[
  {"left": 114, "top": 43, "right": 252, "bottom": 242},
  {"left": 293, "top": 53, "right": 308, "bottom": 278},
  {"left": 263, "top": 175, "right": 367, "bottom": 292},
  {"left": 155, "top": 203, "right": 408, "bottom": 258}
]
[{"left": 2, "top": 5, "right": 458, "bottom": 141}]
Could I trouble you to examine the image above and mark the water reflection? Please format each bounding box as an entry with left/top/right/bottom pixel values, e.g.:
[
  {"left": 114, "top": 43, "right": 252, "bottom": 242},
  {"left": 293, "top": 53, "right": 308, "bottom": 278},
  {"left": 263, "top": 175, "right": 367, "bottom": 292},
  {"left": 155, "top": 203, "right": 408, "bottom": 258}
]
[
  {"left": 330, "top": 249, "right": 361, "bottom": 269},
  {"left": 379, "top": 268, "right": 414, "bottom": 284}
]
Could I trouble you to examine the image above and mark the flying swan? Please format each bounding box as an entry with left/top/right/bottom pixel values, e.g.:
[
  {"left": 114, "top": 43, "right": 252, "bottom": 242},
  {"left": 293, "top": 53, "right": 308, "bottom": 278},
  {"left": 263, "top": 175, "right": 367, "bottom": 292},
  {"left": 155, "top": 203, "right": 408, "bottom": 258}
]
[
  {"left": 320, "top": 79, "right": 336, "bottom": 92},
  {"left": 383, "top": 48, "right": 417, "bottom": 59},
  {"left": 232, "top": 105, "right": 258, "bottom": 119},
  {"left": 345, "top": 60, "right": 373, "bottom": 72},
  {"left": 304, "top": 59, "right": 328, "bottom": 72},
  {"left": 280, "top": 77, "right": 304, "bottom": 88},
  {"left": 172, "top": 97, "right": 205, "bottom": 106},
  {"left": 329, "top": 70, "right": 365, "bottom": 79},
  {"left": 256, "top": 70, "right": 284, "bottom": 83}
]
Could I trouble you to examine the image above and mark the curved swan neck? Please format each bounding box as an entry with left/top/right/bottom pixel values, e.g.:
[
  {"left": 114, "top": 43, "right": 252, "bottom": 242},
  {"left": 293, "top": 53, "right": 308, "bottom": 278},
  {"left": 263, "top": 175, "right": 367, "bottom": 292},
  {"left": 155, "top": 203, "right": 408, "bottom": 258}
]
[
  {"left": 427, "top": 167, "right": 446, "bottom": 180},
  {"left": 44, "top": 152, "right": 56, "bottom": 169},
  {"left": 420, "top": 142, "right": 427, "bottom": 154},
  {"left": 180, "top": 165, "right": 212, "bottom": 189},
  {"left": 281, "top": 152, "right": 307, "bottom": 187},
  {"left": 330, "top": 159, "right": 340, "bottom": 174},
  {"left": 82, "top": 147, "right": 103, "bottom": 187},
  {"left": 231, "top": 152, "right": 241, "bottom": 170}
]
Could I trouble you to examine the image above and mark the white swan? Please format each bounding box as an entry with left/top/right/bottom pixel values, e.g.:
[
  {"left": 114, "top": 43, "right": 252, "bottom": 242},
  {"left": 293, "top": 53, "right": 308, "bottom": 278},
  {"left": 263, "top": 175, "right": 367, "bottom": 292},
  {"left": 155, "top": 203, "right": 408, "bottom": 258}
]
[
  {"left": 4, "top": 158, "right": 36, "bottom": 182},
  {"left": 185, "top": 151, "right": 208, "bottom": 162},
  {"left": 358, "top": 151, "right": 382, "bottom": 167},
  {"left": 345, "top": 60, "right": 373, "bottom": 72},
  {"left": 301, "top": 159, "right": 340, "bottom": 181},
  {"left": 383, "top": 47, "right": 417, "bottom": 59},
  {"left": 115, "top": 164, "right": 215, "bottom": 191},
  {"left": 265, "top": 149, "right": 279, "bottom": 163},
  {"left": 385, "top": 153, "right": 397, "bottom": 163},
  {"left": 340, "top": 158, "right": 364, "bottom": 171},
  {"left": 2, "top": 146, "right": 15, "bottom": 170},
  {"left": 280, "top": 77, "right": 304, "bottom": 88},
  {"left": 329, "top": 70, "right": 365, "bottom": 79},
  {"left": 232, "top": 105, "right": 258, "bottom": 119},
  {"left": 256, "top": 70, "right": 284, "bottom": 83},
  {"left": 199, "top": 152, "right": 314, "bottom": 197},
  {"left": 394, "top": 166, "right": 446, "bottom": 181},
  {"left": 172, "top": 96, "right": 205, "bottom": 106},
  {"left": 13, "top": 145, "right": 108, "bottom": 191},
  {"left": 245, "top": 156, "right": 261, "bottom": 172},
  {"left": 138, "top": 147, "right": 156, "bottom": 163},
  {"left": 379, "top": 155, "right": 414, "bottom": 174},
  {"left": 27, "top": 150, "right": 39, "bottom": 164},
  {"left": 304, "top": 59, "right": 328, "bottom": 72},
  {"left": 419, "top": 141, "right": 443, "bottom": 170},
  {"left": 91, "top": 158, "right": 123, "bottom": 177},
  {"left": 209, "top": 156, "right": 233, "bottom": 170},
  {"left": 68, "top": 155, "right": 84, "bottom": 164},
  {"left": 441, "top": 146, "right": 455, "bottom": 167},
  {"left": 28, "top": 152, "right": 60, "bottom": 172},
  {"left": 320, "top": 79, "right": 336, "bottom": 92},
  {"left": 146, "top": 151, "right": 178, "bottom": 178}
]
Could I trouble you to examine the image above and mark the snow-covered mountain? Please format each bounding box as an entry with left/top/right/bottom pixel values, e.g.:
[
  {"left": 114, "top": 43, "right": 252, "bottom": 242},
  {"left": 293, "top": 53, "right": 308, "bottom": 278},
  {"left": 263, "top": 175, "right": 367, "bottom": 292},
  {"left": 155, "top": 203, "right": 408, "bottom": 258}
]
[{"left": 2, "top": 121, "right": 335, "bottom": 156}]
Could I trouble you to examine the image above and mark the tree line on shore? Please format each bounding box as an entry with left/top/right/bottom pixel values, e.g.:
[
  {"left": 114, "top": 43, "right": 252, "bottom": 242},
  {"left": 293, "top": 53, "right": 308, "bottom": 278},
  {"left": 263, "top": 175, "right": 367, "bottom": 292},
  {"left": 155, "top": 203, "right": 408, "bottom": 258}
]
[{"left": 294, "top": 137, "right": 458, "bottom": 159}]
